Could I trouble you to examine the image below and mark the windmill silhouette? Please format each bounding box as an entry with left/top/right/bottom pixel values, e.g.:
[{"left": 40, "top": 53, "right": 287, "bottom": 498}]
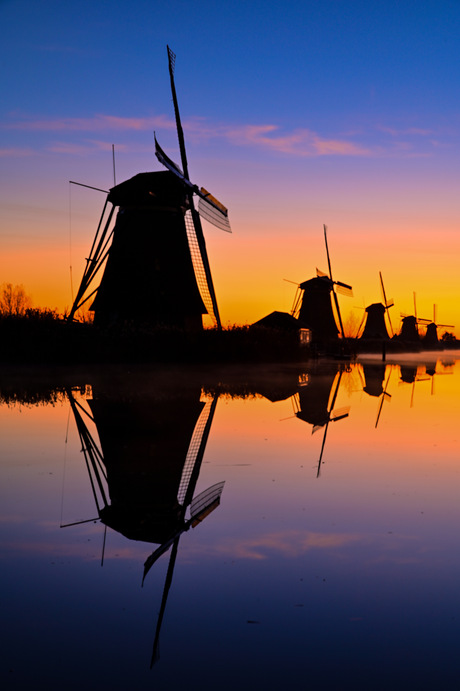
[
  {"left": 398, "top": 292, "right": 432, "bottom": 343},
  {"left": 359, "top": 272, "right": 394, "bottom": 340},
  {"left": 291, "top": 365, "right": 350, "bottom": 477},
  {"left": 291, "top": 225, "right": 353, "bottom": 345},
  {"left": 422, "top": 305, "right": 454, "bottom": 347},
  {"left": 68, "top": 45, "right": 231, "bottom": 330},
  {"left": 65, "top": 381, "right": 224, "bottom": 667}
]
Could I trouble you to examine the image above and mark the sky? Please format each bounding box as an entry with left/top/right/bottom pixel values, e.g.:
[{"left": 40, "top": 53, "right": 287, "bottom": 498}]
[{"left": 1, "top": 0, "right": 460, "bottom": 334}]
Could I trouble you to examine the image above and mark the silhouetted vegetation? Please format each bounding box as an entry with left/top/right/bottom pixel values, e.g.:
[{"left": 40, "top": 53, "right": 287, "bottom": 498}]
[
  {"left": 0, "top": 310, "right": 312, "bottom": 364},
  {"left": 0, "top": 283, "right": 32, "bottom": 316}
]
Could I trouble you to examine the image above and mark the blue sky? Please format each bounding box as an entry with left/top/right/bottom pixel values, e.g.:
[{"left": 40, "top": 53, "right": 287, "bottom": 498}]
[{"left": 1, "top": 0, "right": 460, "bottom": 327}]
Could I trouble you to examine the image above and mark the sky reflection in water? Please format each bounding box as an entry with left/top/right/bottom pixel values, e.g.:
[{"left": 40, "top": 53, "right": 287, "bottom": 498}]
[{"left": 1, "top": 355, "right": 460, "bottom": 690}]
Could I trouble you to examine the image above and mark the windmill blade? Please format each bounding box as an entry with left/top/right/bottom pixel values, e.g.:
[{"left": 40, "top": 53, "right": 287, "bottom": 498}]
[
  {"left": 375, "top": 367, "right": 392, "bottom": 428},
  {"left": 190, "top": 481, "right": 225, "bottom": 526},
  {"left": 323, "top": 224, "right": 333, "bottom": 282},
  {"left": 155, "top": 136, "right": 231, "bottom": 232},
  {"left": 149, "top": 536, "right": 180, "bottom": 667},
  {"left": 379, "top": 271, "right": 394, "bottom": 308},
  {"left": 185, "top": 207, "right": 222, "bottom": 328},
  {"left": 316, "top": 422, "right": 329, "bottom": 477},
  {"left": 332, "top": 289, "right": 346, "bottom": 339},
  {"left": 290, "top": 285, "right": 303, "bottom": 318},
  {"left": 379, "top": 272, "right": 394, "bottom": 336},
  {"left": 197, "top": 189, "right": 231, "bottom": 232},
  {"left": 154, "top": 135, "right": 185, "bottom": 180},
  {"left": 334, "top": 282, "right": 353, "bottom": 297},
  {"left": 177, "top": 396, "right": 218, "bottom": 508},
  {"left": 167, "top": 45, "right": 189, "bottom": 179},
  {"left": 330, "top": 406, "right": 350, "bottom": 422}
]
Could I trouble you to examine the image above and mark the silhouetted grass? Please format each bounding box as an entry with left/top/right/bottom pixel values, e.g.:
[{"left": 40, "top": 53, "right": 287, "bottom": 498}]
[{"left": 0, "top": 313, "right": 311, "bottom": 364}]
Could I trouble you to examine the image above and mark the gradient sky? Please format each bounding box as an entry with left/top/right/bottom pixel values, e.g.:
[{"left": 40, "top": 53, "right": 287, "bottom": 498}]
[{"left": 2, "top": 0, "right": 460, "bottom": 333}]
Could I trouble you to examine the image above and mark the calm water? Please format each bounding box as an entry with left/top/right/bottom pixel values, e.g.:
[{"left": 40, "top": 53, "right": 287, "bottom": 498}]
[{"left": 2, "top": 353, "right": 460, "bottom": 690}]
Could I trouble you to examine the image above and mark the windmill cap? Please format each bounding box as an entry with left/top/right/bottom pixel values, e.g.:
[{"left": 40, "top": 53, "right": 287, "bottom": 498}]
[{"left": 107, "top": 171, "right": 187, "bottom": 208}]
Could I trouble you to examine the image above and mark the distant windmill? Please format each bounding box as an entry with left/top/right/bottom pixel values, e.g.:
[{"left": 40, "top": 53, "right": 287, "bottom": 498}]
[
  {"left": 374, "top": 365, "right": 392, "bottom": 428},
  {"left": 291, "top": 366, "right": 350, "bottom": 477},
  {"left": 423, "top": 305, "right": 454, "bottom": 347},
  {"left": 399, "top": 292, "right": 428, "bottom": 342},
  {"left": 359, "top": 271, "right": 394, "bottom": 340},
  {"left": 291, "top": 225, "right": 353, "bottom": 343},
  {"left": 68, "top": 45, "right": 231, "bottom": 330}
]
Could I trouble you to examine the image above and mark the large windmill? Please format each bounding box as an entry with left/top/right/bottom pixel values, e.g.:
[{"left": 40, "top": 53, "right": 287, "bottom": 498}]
[
  {"left": 65, "top": 380, "right": 224, "bottom": 666},
  {"left": 68, "top": 46, "right": 231, "bottom": 330},
  {"left": 291, "top": 225, "right": 353, "bottom": 344}
]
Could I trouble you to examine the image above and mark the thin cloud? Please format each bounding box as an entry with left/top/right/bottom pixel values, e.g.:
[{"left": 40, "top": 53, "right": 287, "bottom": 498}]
[
  {"left": 48, "top": 139, "right": 129, "bottom": 155},
  {"left": 2, "top": 113, "right": 174, "bottom": 132},
  {"left": 0, "top": 147, "right": 35, "bottom": 157},
  {"left": 194, "top": 122, "right": 371, "bottom": 157},
  {"left": 378, "top": 125, "right": 433, "bottom": 137},
  {"left": 3, "top": 112, "right": 431, "bottom": 158},
  {"left": 215, "top": 530, "right": 361, "bottom": 560}
]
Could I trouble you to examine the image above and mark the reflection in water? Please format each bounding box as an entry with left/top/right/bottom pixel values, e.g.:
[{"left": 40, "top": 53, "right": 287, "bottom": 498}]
[
  {"left": 2, "top": 353, "right": 460, "bottom": 688},
  {"left": 67, "top": 381, "right": 223, "bottom": 666},
  {"left": 291, "top": 367, "right": 350, "bottom": 476}
]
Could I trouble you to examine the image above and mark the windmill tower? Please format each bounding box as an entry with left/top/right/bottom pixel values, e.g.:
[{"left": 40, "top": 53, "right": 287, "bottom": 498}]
[
  {"left": 291, "top": 225, "right": 353, "bottom": 345},
  {"left": 422, "top": 305, "right": 454, "bottom": 347},
  {"left": 360, "top": 272, "right": 394, "bottom": 340},
  {"left": 399, "top": 293, "right": 424, "bottom": 342},
  {"left": 68, "top": 46, "right": 231, "bottom": 330}
]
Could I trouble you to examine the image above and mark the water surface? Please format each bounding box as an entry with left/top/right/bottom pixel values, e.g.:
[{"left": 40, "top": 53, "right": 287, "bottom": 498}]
[{"left": 2, "top": 354, "right": 460, "bottom": 690}]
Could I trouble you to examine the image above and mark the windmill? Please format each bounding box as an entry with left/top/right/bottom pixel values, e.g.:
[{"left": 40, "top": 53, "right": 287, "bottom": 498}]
[
  {"left": 359, "top": 272, "right": 394, "bottom": 340},
  {"left": 399, "top": 292, "right": 426, "bottom": 342},
  {"left": 65, "top": 381, "right": 224, "bottom": 666},
  {"left": 422, "top": 305, "right": 454, "bottom": 347},
  {"left": 291, "top": 365, "right": 350, "bottom": 477},
  {"left": 291, "top": 225, "right": 353, "bottom": 344},
  {"left": 374, "top": 365, "right": 392, "bottom": 428},
  {"left": 68, "top": 45, "right": 231, "bottom": 330}
]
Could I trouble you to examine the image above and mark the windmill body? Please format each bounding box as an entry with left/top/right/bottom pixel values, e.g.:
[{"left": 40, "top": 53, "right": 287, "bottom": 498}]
[
  {"left": 360, "top": 303, "right": 391, "bottom": 340},
  {"left": 90, "top": 172, "right": 205, "bottom": 330},
  {"left": 399, "top": 315, "right": 420, "bottom": 342},
  {"left": 360, "top": 273, "right": 394, "bottom": 341},
  {"left": 297, "top": 276, "right": 340, "bottom": 344}
]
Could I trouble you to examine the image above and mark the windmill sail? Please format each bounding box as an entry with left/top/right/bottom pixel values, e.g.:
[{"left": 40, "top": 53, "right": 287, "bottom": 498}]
[{"left": 164, "top": 45, "right": 228, "bottom": 329}]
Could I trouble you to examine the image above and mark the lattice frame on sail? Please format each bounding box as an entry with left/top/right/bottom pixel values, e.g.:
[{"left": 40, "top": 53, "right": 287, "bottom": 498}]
[
  {"left": 184, "top": 210, "right": 218, "bottom": 327},
  {"left": 177, "top": 398, "right": 213, "bottom": 506}
]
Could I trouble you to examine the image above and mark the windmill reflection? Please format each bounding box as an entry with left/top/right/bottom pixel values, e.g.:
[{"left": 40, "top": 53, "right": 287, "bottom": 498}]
[
  {"left": 358, "top": 363, "right": 392, "bottom": 427},
  {"left": 290, "top": 366, "right": 350, "bottom": 477},
  {"left": 67, "top": 383, "right": 223, "bottom": 667}
]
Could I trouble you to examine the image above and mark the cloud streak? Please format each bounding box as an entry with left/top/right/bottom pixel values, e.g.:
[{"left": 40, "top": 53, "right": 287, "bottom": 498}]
[
  {"left": 3, "top": 113, "right": 174, "bottom": 132},
  {"left": 2, "top": 113, "right": 437, "bottom": 159}
]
